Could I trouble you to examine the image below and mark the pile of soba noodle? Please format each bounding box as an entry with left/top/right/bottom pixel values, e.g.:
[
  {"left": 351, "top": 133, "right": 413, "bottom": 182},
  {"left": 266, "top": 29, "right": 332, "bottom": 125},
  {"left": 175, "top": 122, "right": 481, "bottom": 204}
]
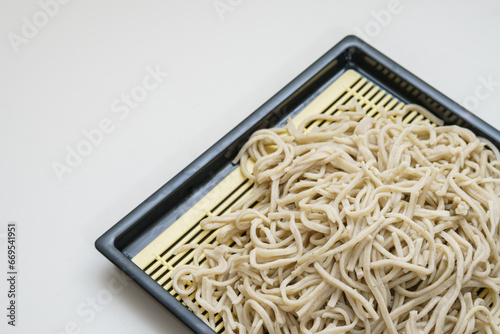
[{"left": 172, "top": 102, "right": 500, "bottom": 334}]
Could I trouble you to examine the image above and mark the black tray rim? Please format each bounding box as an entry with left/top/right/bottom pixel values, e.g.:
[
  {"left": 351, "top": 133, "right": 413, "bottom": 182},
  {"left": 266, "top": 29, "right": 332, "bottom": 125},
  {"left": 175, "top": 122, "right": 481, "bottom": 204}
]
[{"left": 95, "top": 35, "right": 500, "bottom": 334}]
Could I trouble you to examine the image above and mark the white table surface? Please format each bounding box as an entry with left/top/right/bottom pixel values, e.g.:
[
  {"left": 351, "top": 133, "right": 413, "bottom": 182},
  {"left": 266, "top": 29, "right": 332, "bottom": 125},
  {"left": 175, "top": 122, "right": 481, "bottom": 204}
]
[{"left": 2, "top": 1, "right": 500, "bottom": 333}]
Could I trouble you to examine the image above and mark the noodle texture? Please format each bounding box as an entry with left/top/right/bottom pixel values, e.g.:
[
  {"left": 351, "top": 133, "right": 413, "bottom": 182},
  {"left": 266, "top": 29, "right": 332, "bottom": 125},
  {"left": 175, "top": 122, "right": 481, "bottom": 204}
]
[{"left": 172, "top": 102, "right": 500, "bottom": 334}]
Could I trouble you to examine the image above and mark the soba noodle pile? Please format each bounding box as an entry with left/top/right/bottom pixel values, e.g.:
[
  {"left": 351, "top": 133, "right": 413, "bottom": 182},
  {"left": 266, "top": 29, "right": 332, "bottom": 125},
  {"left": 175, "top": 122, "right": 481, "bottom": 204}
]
[{"left": 172, "top": 102, "right": 500, "bottom": 333}]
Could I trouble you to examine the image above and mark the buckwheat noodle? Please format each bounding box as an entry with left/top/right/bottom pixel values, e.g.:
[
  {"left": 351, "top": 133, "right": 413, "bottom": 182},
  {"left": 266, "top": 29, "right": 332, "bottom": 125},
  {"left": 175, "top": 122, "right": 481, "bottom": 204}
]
[{"left": 172, "top": 102, "right": 500, "bottom": 334}]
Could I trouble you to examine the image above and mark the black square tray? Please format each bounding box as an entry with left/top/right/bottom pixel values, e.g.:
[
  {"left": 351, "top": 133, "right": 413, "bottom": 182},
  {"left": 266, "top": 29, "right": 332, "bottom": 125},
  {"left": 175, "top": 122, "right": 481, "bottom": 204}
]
[{"left": 95, "top": 35, "right": 500, "bottom": 334}]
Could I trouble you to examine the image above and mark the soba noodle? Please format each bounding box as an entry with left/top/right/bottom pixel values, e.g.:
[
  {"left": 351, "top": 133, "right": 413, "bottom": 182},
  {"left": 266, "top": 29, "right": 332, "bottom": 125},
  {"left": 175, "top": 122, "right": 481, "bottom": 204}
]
[{"left": 172, "top": 102, "right": 500, "bottom": 333}]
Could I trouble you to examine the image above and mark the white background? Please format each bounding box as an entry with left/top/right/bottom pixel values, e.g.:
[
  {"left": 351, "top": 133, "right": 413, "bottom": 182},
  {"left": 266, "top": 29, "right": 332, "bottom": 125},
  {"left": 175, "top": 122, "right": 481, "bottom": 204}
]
[{"left": 2, "top": 1, "right": 500, "bottom": 333}]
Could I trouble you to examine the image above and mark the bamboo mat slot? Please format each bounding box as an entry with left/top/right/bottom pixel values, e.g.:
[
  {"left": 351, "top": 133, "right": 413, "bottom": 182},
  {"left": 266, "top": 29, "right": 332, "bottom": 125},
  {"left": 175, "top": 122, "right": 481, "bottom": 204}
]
[{"left": 132, "top": 69, "right": 444, "bottom": 334}]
